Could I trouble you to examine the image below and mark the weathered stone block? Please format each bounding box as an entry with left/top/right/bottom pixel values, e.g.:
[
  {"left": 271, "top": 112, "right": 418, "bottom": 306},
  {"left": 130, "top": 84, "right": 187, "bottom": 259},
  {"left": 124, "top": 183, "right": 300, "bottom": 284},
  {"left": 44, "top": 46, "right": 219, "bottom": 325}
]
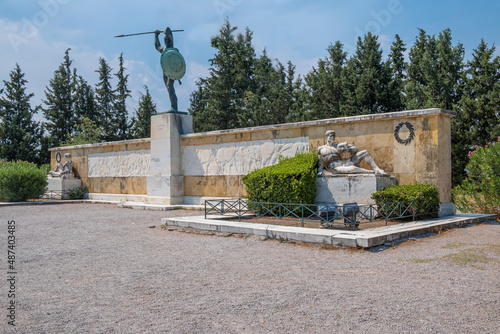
[
  {"left": 46, "top": 178, "right": 82, "bottom": 200},
  {"left": 315, "top": 174, "right": 397, "bottom": 204}
]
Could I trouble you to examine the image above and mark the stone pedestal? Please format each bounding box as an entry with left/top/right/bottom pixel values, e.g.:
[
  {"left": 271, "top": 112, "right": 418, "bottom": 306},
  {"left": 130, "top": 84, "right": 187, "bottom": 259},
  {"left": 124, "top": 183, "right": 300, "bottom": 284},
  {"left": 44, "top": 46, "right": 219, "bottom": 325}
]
[
  {"left": 147, "top": 112, "right": 193, "bottom": 204},
  {"left": 315, "top": 174, "right": 397, "bottom": 205},
  {"left": 46, "top": 178, "right": 82, "bottom": 200}
]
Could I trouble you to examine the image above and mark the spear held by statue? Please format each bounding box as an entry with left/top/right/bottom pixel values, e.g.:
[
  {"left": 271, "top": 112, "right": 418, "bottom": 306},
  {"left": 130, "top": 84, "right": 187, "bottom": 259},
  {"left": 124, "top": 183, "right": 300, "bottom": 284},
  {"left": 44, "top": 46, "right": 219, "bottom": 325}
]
[{"left": 114, "top": 29, "right": 184, "bottom": 38}]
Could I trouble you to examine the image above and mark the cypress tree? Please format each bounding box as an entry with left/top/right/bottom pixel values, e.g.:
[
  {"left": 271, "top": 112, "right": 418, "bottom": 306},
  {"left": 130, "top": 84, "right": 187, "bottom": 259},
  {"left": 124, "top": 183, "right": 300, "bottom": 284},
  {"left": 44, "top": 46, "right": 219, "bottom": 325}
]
[
  {"left": 244, "top": 55, "right": 304, "bottom": 126},
  {"left": 131, "top": 86, "right": 157, "bottom": 138},
  {"left": 42, "top": 48, "right": 75, "bottom": 146},
  {"left": 242, "top": 49, "right": 277, "bottom": 127},
  {"left": 190, "top": 20, "right": 256, "bottom": 132},
  {"left": 341, "top": 33, "right": 393, "bottom": 115},
  {"left": 405, "top": 29, "right": 429, "bottom": 109},
  {"left": 278, "top": 61, "right": 304, "bottom": 124},
  {"left": 304, "top": 41, "right": 347, "bottom": 120},
  {"left": 406, "top": 28, "right": 464, "bottom": 110},
  {"left": 113, "top": 53, "right": 131, "bottom": 140},
  {"left": 74, "top": 74, "right": 97, "bottom": 123},
  {"left": 388, "top": 34, "right": 407, "bottom": 111},
  {"left": 452, "top": 39, "right": 500, "bottom": 186},
  {"left": 0, "top": 64, "right": 43, "bottom": 163},
  {"left": 95, "top": 57, "right": 114, "bottom": 140}
]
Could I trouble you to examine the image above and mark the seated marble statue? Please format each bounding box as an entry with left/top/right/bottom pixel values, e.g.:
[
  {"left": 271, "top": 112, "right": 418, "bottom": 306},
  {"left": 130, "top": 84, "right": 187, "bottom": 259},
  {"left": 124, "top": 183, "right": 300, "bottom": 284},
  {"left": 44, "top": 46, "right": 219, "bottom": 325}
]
[
  {"left": 48, "top": 153, "right": 72, "bottom": 179},
  {"left": 317, "top": 130, "right": 388, "bottom": 175}
]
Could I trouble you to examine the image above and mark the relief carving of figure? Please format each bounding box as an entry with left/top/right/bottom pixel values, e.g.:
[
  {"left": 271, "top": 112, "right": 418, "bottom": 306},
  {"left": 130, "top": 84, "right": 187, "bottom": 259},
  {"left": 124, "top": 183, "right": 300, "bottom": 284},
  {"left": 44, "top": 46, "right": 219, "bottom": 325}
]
[{"left": 317, "top": 130, "right": 388, "bottom": 175}]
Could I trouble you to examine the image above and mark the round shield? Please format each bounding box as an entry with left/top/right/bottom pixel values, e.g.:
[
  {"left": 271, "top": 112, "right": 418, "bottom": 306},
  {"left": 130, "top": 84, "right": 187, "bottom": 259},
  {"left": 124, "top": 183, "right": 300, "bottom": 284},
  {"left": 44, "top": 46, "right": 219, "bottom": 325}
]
[{"left": 160, "top": 48, "right": 186, "bottom": 80}]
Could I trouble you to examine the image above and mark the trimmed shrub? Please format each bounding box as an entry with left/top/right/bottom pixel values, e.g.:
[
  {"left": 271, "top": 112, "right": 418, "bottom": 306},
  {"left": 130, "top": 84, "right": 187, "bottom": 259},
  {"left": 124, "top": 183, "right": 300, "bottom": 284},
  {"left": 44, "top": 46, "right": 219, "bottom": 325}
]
[
  {"left": 0, "top": 161, "right": 49, "bottom": 202},
  {"left": 371, "top": 182, "right": 440, "bottom": 218},
  {"left": 452, "top": 138, "right": 500, "bottom": 218},
  {"left": 242, "top": 152, "right": 318, "bottom": 204}
]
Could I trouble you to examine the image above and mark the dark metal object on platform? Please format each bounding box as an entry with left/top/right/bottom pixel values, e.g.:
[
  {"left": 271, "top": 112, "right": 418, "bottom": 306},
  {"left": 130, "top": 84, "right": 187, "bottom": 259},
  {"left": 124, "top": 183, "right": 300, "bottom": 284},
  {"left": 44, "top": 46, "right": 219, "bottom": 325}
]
[{"left": 342, "top": 202, "right": 360, "bottom": 227}]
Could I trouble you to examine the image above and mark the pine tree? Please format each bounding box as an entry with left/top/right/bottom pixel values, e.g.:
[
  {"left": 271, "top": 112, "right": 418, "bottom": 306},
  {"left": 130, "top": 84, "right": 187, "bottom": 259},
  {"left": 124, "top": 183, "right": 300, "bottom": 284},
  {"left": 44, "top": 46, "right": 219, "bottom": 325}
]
[
  {"left": 190, "top": 20, "right": 256, "bottom": 132},
  {"left": 64, "top": 116, "right": 104, "bottom": 146},
  {"left": 242, "top": 49, "right": 277, "bottom": 127},
  {"left": 452, "top": 39, "right": 500, "bottom": 186},
  {"left": 188, "top": 82, "right": 206, "bottom": 128},
  {"left": 74, "top": 73, "right": 97, "bottom": 123},
  {"left": 278, "top": 61, "right": 305, "bottom": 124},
  {"left": 42, "top": 48, "right": 75, "bottom": 146},
  {"left": 95, "top": 57, "right": 114, "bottom": 140},
  {"left": 340, "top": 33, "right": 393, "bottom": 115},
  {"left": 405, "top": 29, "right": 429, "bottom": 109},
  {"left": 243, "top": 55, "right": 304, "bottom": 126},
  {"left": 131, "top": 86, "right": 157, "bottom": 138},
  {"left": 0, "top": 64, "right": 43, "bottom": 163},
  {"left": 304, "top": 41, "right": 347, "bottom": 120},
  {"left": 435, "top": 28, "right": 465, "bottom": 110},
  {"left": 406, "top": 28, "right": 464, "bottom": 110},
  {"left": 113, "top": 53, "right": 131, "bottom": 140},
  {"left": 388, "top": 34, "right": 407, "bottom": 111}
]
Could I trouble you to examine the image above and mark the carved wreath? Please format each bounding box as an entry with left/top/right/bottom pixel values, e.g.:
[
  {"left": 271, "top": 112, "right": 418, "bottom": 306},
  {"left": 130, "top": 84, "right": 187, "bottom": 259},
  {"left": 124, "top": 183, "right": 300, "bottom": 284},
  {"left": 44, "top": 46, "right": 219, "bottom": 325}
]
[
  {"left": 394, "top": 122, "right": 415, "bottom": 145},
  {"left": 56, "top": 152, "right": 62, "bottom": 163}
]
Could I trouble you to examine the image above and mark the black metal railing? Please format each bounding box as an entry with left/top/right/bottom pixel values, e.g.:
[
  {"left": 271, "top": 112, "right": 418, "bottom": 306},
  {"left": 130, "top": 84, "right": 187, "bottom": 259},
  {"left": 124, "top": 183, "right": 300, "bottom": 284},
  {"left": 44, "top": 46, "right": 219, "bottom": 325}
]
[{"left": 205, "top": 199, "right": 439, "bottom": 229}]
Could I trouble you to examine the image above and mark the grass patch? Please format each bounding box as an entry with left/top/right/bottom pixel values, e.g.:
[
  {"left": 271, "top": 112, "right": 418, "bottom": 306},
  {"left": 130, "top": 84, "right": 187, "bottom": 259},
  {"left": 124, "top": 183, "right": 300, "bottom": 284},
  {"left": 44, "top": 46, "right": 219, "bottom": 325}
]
[
  {"left": 480, "top": 244, "right": 500, "bottom": 255},
  {"left": 406, "top": 243, "right": 500, "bottom": 269},
  {"left": 441, "top": 243, "right": 468, "bottom": 249},
  {"left": 407, "top": 258, "right": 433, "bottom": 263},
  {"left": 278, "top": 236, "right": 290, "bottom": 243},
  {"left": 443, "top": 248, "right": 495, "bottom": 269},
  {"left": 442, "top": 243, "right": 500, "bottom": 254}
]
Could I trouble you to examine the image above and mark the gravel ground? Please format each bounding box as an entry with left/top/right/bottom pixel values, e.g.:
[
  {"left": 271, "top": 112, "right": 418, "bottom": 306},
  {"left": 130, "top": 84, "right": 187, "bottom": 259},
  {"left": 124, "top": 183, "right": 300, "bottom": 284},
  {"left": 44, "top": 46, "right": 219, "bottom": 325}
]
[{"left": 0, "top": 203, "right": 499, "bottom": 334}]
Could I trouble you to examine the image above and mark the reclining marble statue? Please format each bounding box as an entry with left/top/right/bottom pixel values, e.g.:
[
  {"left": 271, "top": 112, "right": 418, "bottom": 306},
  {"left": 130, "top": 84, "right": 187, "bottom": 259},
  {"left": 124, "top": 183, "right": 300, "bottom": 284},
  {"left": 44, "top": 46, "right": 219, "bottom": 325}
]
[
  {"left": 45, "top": 152, "right": 81, "bottom": 200},
  {"left": 48, "top": 153, "right": 72, "bottom": 179},
  {"left": 317, "top": 130, "right": 388, "bottom": 175}
]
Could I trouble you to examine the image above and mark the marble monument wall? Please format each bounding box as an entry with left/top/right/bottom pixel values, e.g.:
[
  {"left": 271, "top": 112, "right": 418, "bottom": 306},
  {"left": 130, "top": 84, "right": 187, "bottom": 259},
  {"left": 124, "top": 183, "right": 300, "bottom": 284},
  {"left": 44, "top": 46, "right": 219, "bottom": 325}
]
[{"left": 50, "top": 108, "right": 455, "bottom": 205}]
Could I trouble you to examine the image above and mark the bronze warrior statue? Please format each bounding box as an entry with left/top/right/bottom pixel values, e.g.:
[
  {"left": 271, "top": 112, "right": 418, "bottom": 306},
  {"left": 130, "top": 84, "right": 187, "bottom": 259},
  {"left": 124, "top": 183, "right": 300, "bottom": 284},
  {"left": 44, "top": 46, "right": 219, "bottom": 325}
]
[{"left": 154, "top": 27, "right": 186, "bottom": 112}]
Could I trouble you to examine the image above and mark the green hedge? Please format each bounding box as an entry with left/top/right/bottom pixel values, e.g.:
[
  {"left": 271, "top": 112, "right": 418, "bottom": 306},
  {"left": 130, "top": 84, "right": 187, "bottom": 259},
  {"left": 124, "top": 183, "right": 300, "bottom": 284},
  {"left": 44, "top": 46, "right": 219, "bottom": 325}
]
[
  {"left": 0, "top": 161, "right": 49, "bottom": 202},
  {"left": 242, "top": 152, "right": 318, "bottom": 204},
  {"left": 371, "top": 182, "right": 440, "bottom": 218}
]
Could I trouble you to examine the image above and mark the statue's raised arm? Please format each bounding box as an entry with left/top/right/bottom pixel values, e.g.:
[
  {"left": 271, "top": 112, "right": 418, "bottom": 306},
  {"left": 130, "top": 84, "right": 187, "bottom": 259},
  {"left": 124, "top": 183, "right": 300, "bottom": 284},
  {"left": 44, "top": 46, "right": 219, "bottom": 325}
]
[{"left": 154, "top": 30, "right": 164, "bottom": 53}]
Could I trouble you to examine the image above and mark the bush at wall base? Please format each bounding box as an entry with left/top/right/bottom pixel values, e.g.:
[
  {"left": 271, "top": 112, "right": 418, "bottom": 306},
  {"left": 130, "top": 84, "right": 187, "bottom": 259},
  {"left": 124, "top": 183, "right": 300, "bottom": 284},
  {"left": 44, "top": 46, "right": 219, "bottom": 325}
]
[
  {"left": 68, "top": 186, "right": 89, "bottom": 200},
  {"left": 452, "top": 138, "right": 499, "bottom": 218},
  {"left": 242, "top": 152, "right": 318, "bottom": 205},
  {"left": 0, "top": 161, "right": 49, "bottom": 202},
  {"left": 371, "top": 182, "right": 440, "bottom": 219}
]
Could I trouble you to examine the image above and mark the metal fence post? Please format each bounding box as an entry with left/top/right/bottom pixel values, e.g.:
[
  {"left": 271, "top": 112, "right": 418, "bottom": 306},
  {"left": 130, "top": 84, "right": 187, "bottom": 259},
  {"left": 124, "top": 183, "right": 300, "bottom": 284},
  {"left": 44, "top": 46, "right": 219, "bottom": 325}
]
[
  {"left": 412, "top": 200, "right": 416, "bottom": 221},
  {"left": 301, "top": 205, "right": 304, "bottom": 227}
]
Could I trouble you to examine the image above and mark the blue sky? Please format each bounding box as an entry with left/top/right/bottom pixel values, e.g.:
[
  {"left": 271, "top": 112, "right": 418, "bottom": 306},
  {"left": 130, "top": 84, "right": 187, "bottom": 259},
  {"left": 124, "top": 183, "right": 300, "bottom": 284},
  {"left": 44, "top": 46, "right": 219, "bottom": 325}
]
[{"left": 1, "top": 0, "right": 499, "bottom": 121}]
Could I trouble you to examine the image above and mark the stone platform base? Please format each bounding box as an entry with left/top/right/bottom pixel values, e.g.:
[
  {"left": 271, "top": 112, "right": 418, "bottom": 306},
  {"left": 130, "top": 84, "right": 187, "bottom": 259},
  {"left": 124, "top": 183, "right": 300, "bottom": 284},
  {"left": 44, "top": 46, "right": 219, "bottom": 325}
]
[
  {"left": 163, "top": 213, "right": 495, "bottom": 248},
  {"left": 87, "top": 193, "right": 186, "bottom": 205},
  {"left": 315, "top": 174, "right": 397, "bottom": 205},
  {"left": 45, "top": 178, "right": 82, "bottom": 200}
]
